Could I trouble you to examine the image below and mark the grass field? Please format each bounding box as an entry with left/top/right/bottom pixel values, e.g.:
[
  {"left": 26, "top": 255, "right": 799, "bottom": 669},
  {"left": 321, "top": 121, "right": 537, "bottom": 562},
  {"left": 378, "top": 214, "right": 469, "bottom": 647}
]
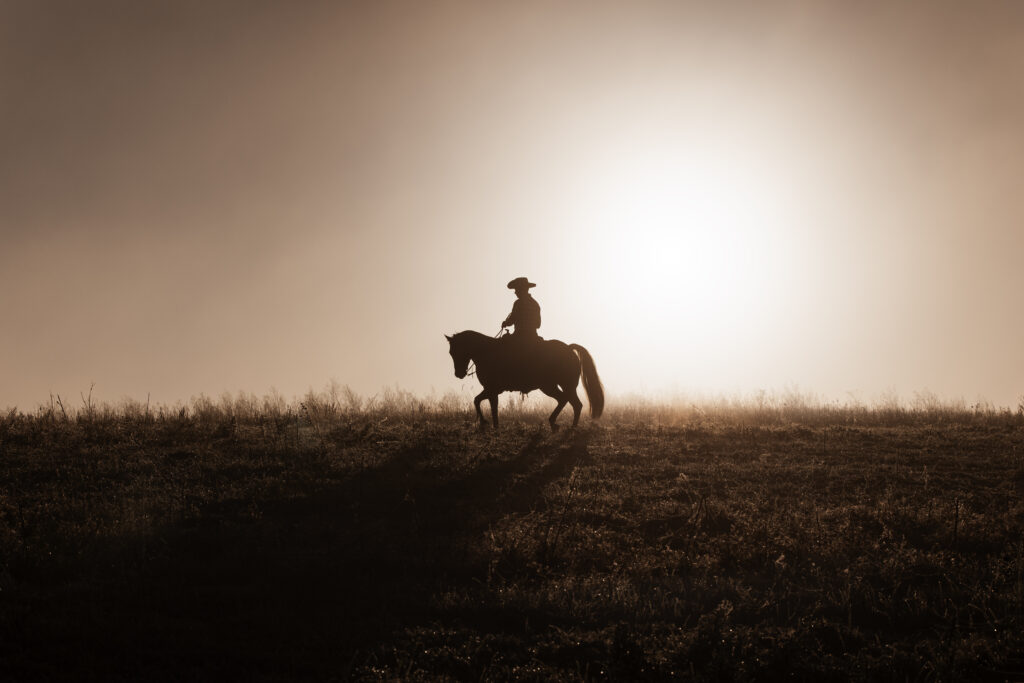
[{"left": 2, "top": 390, "right": 1024, "bottom": 681}]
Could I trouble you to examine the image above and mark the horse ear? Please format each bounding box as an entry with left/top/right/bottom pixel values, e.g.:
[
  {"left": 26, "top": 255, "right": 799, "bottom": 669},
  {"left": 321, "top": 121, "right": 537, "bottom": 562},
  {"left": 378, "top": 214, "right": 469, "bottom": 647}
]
[{"left": 445, "top": 334, "right": 453, "bottom": 342}]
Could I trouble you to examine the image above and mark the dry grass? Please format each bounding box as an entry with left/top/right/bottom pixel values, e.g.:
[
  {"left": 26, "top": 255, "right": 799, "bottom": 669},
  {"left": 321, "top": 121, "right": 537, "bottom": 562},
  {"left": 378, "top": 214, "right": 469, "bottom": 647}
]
[{"left": 1, "top": 388, "right": 1023, "bottom": 680}]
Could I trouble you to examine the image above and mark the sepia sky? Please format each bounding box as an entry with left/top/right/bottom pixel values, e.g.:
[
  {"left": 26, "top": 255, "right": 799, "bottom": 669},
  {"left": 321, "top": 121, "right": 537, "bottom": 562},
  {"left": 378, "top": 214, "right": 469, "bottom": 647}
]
[{"left": 3, "top": 0, "right": 1024, "bottom": 410}]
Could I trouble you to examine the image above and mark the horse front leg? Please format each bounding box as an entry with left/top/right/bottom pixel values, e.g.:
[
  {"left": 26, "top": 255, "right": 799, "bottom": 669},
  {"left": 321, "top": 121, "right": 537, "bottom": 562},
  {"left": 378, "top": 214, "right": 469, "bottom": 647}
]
[
  {"left": 473, "top": 390, "right": 489, "bottom": 428},
  {"left": 488, "top": 393, "right": 499, "bottom": 429}
]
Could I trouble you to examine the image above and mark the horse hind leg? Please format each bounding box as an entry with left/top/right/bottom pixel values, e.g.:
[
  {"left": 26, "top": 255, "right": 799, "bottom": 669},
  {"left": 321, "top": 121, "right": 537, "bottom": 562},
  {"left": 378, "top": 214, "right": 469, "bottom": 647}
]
[
  {"left": 541, "top": 385, "right": 568, "bottom": 432},
  {"left": 566, "top": 387, "right": 584, "bottom": 427}
]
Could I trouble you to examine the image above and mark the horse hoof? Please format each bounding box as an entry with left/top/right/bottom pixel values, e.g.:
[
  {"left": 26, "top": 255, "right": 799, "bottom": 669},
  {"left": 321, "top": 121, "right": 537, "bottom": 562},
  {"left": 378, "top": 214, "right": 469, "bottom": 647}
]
[{"left": 550, "top": 423, "right": 560, "bottom": 433}]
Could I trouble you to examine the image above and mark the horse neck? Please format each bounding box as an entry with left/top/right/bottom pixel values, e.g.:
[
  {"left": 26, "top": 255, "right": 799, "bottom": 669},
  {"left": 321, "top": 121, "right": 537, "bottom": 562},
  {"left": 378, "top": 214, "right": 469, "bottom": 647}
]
[{"left": 459, "top": 331, "right": 495, "bottom": 359}]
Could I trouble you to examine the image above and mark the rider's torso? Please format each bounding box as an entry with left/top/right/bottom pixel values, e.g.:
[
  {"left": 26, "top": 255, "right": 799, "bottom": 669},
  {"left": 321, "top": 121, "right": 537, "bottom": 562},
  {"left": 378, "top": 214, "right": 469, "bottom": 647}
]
[{"left": 508, "top": 295, "right": 541, "bottom": 333}]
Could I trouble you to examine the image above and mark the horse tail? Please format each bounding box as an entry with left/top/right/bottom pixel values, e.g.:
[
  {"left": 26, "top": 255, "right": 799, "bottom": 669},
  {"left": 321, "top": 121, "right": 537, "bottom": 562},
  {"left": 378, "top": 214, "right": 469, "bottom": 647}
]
[{"left": 569, "top": 344, "right": 604, "bottom": 419}]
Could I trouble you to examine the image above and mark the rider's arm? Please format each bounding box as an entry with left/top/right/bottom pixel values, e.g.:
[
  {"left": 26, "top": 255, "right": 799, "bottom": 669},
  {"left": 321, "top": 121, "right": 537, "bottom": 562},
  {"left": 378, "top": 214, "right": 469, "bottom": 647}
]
[{"left": 503, "top": 301, "right": 520, "bottom": 328}]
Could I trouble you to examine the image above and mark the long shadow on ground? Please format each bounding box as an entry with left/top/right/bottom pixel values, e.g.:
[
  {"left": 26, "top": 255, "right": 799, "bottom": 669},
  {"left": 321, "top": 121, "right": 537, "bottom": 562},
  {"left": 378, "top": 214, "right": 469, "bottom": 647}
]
[{"left": 4, "top": 428, "right": 591, "bottom": 680}]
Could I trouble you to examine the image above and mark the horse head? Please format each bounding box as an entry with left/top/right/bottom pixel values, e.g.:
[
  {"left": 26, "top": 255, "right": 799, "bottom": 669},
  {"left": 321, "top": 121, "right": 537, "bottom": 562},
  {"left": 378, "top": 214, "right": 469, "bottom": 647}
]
[{"left": 446, "top": 333, "right": 471, "bottom": 379}]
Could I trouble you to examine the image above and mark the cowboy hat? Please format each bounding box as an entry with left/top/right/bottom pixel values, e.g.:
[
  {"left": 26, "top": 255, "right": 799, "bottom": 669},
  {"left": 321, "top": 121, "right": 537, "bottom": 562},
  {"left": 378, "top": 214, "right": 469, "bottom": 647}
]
[{"left": 507, "top": 277, "right": 536, "bottom": 290}]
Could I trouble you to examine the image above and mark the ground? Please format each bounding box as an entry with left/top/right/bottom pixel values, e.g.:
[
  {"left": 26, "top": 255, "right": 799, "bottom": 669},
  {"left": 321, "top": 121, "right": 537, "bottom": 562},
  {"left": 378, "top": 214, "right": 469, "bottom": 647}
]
[{"left": 1, "top": 397, "right": 1023, "bottom": 680}]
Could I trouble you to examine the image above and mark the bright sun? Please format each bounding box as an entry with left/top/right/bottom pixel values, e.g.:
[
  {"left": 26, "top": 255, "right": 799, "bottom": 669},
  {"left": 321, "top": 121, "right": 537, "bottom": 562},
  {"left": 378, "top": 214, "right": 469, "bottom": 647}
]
[{"left": 558, "top": 124, "right": 808, "bottom": 393}]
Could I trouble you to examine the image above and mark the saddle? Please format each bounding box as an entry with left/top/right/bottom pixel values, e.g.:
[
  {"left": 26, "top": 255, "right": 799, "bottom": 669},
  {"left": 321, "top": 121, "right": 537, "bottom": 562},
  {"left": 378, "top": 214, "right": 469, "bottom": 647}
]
[
  {"left": 501, "top": 332, "right": 546, "bottom": 389},
  {"left": 500, "top": 330, "right": 542, "bottom": 343}
]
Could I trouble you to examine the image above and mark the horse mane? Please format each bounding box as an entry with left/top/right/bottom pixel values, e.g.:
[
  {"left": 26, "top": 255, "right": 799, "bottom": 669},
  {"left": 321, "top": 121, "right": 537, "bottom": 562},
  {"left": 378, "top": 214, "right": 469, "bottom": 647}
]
[{"left": 452, "top": 330, "right": 495, "bottom": 345}]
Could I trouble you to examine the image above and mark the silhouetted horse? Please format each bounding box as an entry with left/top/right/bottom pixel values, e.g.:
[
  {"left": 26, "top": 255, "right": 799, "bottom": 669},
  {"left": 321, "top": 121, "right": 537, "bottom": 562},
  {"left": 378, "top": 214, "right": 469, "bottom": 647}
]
[{"left": 445, "top": 331, "right": 604, "bottom": 431}]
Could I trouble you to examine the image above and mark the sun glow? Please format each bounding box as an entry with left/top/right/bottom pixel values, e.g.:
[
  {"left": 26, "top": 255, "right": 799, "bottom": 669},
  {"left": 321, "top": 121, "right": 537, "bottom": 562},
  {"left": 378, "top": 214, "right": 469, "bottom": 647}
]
[{"left": 560, "top": 123, "right": 809, "bottom": 393}]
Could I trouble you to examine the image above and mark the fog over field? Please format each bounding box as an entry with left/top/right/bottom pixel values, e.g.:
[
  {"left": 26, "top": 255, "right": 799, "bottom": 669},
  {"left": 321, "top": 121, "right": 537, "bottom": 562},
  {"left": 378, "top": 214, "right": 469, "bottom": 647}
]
[{"left": 3, "top": 1, "right": 1024, "bottom": 409}]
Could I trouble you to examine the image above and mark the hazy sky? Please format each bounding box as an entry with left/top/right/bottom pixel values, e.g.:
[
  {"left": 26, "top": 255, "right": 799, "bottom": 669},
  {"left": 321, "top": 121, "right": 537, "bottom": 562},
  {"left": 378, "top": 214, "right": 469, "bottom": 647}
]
[{"left": 3, "top": 0, "right": 1024, "bottom": 409}]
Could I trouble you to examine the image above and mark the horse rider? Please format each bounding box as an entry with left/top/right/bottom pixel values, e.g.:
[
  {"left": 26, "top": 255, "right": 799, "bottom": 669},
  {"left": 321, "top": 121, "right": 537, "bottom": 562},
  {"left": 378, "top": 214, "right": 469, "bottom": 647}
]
[{"left": 501, "top": 277, "right": 541, "bottom": 341}]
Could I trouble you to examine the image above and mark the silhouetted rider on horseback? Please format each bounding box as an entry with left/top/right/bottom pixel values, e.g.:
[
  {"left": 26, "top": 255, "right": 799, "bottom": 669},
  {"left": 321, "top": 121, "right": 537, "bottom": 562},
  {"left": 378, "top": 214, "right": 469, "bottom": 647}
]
[
  {"left": 446, "top": 275, "right": 603, "bottom": 429},
  {"left": 501, "top": 277, "right": 541, "bottom": 340}
]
